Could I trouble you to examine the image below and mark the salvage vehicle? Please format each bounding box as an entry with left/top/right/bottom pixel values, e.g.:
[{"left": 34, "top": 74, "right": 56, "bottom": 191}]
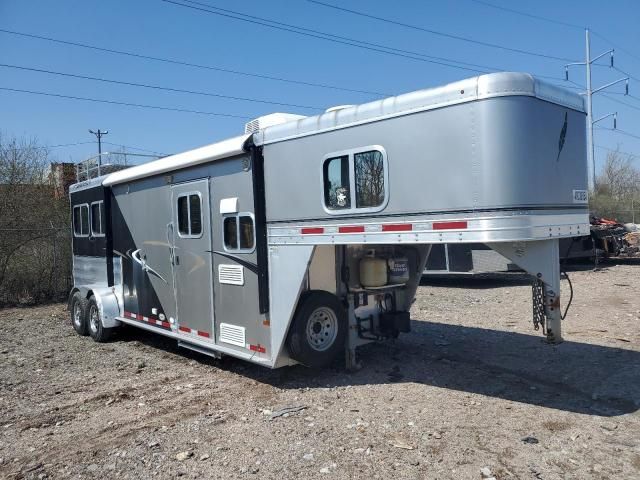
[{"left": 68, "top": 72, "right": 589, "bottom": 369}]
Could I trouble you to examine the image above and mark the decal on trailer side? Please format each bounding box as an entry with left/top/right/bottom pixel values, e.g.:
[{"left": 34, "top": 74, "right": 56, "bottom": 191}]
[{"left": 572, "top": 190, "right": 588, "bottom": 204}]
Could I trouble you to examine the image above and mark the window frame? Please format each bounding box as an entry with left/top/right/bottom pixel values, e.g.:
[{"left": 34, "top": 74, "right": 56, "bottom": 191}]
[
  {"left": 90, "top": 200, "right": 105, "bottom": 238},
  {"left": 321, "top": 145, "right": 389, "bottom": 215},
  {"left": 176, "top": 191, "right": 204, "bottom": 239},
  {"left": 73, "top": 203, "right": 90, "bottom": 238},
  {"left": 222, "top": 212, "right": 256, "bottom": 254}
]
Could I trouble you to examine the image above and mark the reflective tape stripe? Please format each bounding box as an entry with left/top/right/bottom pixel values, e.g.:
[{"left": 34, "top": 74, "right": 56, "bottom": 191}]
[
  {"left": 178, "top": 325, "right": 211, "bottom": 338},
  {"left": 123, "top": 311, "right": 170, "bottom": 329},
  {"left": 338, "top": 225, "right": 365, "bottom": 233},
  {"left": 249, "top": 344, "right": 266, "bottom": 353},
  {"left": 295, "top": 221, "right": 469, "bottom": 236},
  {"left": 433, "top": 221, "right": 468, "bottom": 230},
  {"left": 381, "top": 223, "right": 412, "bottom": 232}
]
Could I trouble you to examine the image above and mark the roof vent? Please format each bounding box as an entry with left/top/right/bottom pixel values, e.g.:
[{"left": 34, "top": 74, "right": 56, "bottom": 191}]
[
  {"left": 325, "top": 105, "right": 355, "bottom": 113},
  {"left": 244, "top": 113, "right": 307, "bottom": 134}
]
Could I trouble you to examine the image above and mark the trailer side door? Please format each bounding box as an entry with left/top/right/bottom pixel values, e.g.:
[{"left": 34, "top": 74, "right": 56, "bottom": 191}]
[{"left": 171, "top": 179, "right": 215, "bottom": 339}]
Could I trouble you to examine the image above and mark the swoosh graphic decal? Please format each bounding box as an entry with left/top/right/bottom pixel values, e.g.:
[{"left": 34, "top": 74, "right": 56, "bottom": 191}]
[
  {"left": 131, "top": 249, "right": 169, "bottom": 284},
  {"left": 209, "top": 251, "right": 259, "bottom": 274}
]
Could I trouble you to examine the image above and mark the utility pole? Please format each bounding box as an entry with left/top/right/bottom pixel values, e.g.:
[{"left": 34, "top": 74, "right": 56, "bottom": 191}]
[
  {"left": 566, "top": 29, "right": 629, "bottom": 191},
  {"left": 89, "top": 129, "right": 109, "bottom": 175}
]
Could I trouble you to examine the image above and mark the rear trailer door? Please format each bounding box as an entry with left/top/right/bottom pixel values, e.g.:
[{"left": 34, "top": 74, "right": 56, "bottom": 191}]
[{"left": 171, "top": 179, "right": 215, "bottom": 340}]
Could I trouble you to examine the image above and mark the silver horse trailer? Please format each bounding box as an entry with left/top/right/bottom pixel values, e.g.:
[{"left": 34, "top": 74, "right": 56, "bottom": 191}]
[{"left": 68, "top": 72, "right": 588, "bottom": 369}]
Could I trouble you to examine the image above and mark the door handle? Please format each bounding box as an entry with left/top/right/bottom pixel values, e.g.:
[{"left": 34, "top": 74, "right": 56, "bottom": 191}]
[{"left": 175, "top": 255, "right": 180, "bottom": 266}]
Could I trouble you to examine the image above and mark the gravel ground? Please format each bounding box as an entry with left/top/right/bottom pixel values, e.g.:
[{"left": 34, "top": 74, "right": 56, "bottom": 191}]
[{"left": 1, "top": 261, "right": 639, "bottom": 480}]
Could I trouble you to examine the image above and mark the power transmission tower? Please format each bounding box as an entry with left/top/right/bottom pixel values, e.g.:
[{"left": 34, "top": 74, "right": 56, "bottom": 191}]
[
  {"left": 565, "top": 29, "right": 629, "bottom": 191},
  {"left": 89, "top": 129, "right": 109, "bottom": 175}
]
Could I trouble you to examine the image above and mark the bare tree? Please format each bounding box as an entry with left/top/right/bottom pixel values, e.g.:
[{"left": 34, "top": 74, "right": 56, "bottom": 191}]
[
  {"left": 591, "top": 149, "right": 640, "bottom": 222},
  {"left": 0, "top": 133, "right": 70, "bottom": 303}
]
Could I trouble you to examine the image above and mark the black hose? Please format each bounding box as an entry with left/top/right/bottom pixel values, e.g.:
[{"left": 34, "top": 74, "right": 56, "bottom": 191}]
[{"left": 560, "top": 270, "right": 573, "bottom": 320}]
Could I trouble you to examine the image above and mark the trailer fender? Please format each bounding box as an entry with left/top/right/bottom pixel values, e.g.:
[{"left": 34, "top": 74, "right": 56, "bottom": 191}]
[
  {"left": 89, "top": 287, "right": 122, "bottom": 329},
  {"left": 269, "top": 245, "right": 316, "bottom": 368}
]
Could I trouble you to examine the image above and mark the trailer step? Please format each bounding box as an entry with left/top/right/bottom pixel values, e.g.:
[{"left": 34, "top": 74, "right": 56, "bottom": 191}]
[{"left": 178, "top": 341, "right": 223, "bottom": 360}]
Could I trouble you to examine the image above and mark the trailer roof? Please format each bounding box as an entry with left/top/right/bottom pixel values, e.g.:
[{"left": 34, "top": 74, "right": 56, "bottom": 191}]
[
  {"left": 99, "top": 72, "right": 583, "bottom": 188},
  {"left": 102, "top": 134, "right": 252, "bottom": 187},
  {"left": 255, "top": 72, "right": 585, "bottom": 146}
]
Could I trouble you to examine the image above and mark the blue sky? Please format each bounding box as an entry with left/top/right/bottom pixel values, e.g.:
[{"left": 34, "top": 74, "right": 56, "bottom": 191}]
[{"left": 1, "top": 0, "right": 639, "bottom": 172}]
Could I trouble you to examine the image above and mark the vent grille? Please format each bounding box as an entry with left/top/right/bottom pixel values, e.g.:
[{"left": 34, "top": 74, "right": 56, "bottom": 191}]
[
  {"left": 244, "top": 118, "right": 261, "bottom": 134},
  {"left": 219, "top": 264, "right": 244, "bottom": 285},
  {"left": 219, "top": 323, "right": 246, "bottom": 347}
]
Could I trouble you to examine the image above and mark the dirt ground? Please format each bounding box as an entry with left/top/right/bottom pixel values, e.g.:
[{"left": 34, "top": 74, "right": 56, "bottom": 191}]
[{"left": 1, "top": 261, "right": 639, "bottom": 480}]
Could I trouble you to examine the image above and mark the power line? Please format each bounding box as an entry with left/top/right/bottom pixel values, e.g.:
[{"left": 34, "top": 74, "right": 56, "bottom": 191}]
[
  {"left": 467, "top": 0, "right": 584, "bottom": 30},
  {"left": 162, "top": 0, "right": 496, "bottom": 74},
  {"left": 102, "top": 141, "right": 167, "bottom": 156},
  {"left": 595, "top": 144, "right": 637, "bottom": 157},
  {"left": 596, "top": 126, "right": 640, "bottom": 141},
  {"left": 612, "top": 66, "right": 640, "bottom": 85},
  {"left": 164, "top": 0, "right": 573, "bottom": 84},
  {"left": 604, "top": 90, "right": 640, "bottom": 102},
  {"left": 0, "top": 86, "right": 252, "bottom": 119},
  {"left": 308, "top": 0, "right": 577, "bottom": 62},
  {"left": 0, "top": 28, "right": 388, "bottom": 97},
  {"left": 591, "top": 30, "right": 640, "bottom": 66},
  {"left": 0, "top": 63, "right": 323, "bottom": 111},
  {"left": 601, "top": 93, "right": 640, "bottom": 113},
  {"left": 3, "top": 141, "right": 95, "bottom": 152}
]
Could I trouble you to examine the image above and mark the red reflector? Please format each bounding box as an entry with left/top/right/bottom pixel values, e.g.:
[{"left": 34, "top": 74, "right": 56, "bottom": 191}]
[
  {"left": 301, "top": 227, "right": 324, "bottom": 234},
  {"left": 338, "top": 225, "right": 365, "bottom": 233},
  {"left": 382, "top": 224, "right": 412, "bottom": 232},
  {"left": 249, "top": 344, "right": 266, "bottom": 353},
  {"left": 433, "top": 221, "right": 468, "bottom": 230},
  {"left": 197, "top": 331, "right": 210, "bottom": 338},
  {"left": 178, "top": 326, "right": 190, "bottom": 333}
]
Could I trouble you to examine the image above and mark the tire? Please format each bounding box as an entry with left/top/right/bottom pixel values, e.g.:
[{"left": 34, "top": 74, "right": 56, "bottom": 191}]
[
  {"left": 286, "top": 291, "right": 347, "bottom": 368},
  {"left": 87, "top": 295, "right": 114, "bottom": 343},
  {"left": 70, "top": 292, "right": 89, "bottom": 336}
]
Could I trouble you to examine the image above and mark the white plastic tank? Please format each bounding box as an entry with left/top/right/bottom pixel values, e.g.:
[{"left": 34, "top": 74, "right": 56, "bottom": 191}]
[{"left": 359, "top": 251, "right": 387, "bottom": 287}]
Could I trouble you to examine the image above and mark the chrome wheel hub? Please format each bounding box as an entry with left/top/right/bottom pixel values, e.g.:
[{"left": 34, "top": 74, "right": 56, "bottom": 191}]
[
  {"left": 89, "top": 305, "right": 99, "bottom": 334},
  {"left": 73, "top": 303, "right": 82, "bottom": 328}
]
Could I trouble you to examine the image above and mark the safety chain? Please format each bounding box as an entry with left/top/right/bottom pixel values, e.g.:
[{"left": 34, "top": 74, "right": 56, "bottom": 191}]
[{"left": 532, "top": 279, "right": 547, "bottom": 334}]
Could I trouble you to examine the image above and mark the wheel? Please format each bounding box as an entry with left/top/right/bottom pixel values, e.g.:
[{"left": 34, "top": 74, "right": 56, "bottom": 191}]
[
  {"left": 87, "top": 295, "right": 113, "bottom": 342},
  {"left": 70, "top": 292, "right": 89, "bottom": 336},
  {"left": 286, "top": 291, "right": 347, "bottom": 368}
]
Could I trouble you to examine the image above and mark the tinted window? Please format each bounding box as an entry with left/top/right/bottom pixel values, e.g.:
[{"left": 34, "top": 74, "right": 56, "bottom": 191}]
[
  {"left": 223, "top": 217, "right": 237, "bottom": 249},
  {"left": 73, "top": 205, "right": 89, "bottom": 237},
  {"left": 81, "top": 206, "right": 89, "bottom": 235},
  {"left": 239, "top": 216, "right": 254, "bottom": 249},
  {"left": 189, "top": 194, "right": 202, "bottom": 235},
  {"left": 73, "top": 206, "right": 82, "bottom": 236},
  {"left": 223, "top": 214, "right": 255, "bottom": 251},
  {"left": 354, "top": 150, "right": 385, "bottom": 208},
  {"left": 323, "top": 155, "right": 350, "bottom": 210},
  {"left": 177, "top": 194, "right": 202, "bottom": 237},
  {"left": 91, "top": 202, "right": 103, "bottom": 236},
  {"left": 177, "top": 196, "right": 189, "bottom": 235}
]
